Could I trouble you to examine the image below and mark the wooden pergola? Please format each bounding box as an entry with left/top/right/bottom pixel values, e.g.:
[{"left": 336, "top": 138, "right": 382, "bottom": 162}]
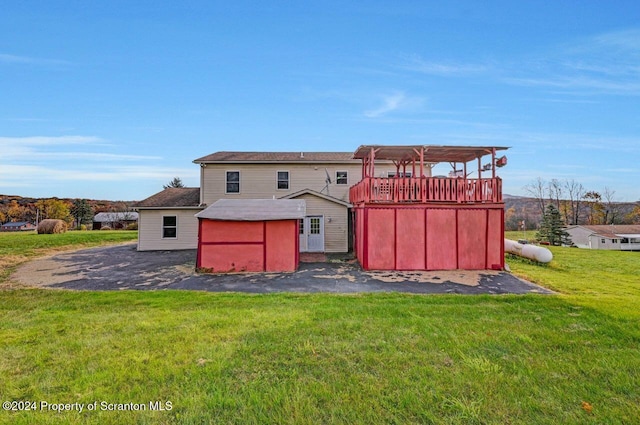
[{"left": 353, "top": 144, "right": 509, "bottom": 180}]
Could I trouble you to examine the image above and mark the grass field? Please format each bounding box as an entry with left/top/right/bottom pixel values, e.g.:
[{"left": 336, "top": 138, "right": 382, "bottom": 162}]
[{"left": 1, "top": 231, "right": 639, "bottom": 424}]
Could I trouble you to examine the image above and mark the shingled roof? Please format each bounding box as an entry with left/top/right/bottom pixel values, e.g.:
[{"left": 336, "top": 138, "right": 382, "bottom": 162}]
[
  {"left": 577, "top": 224, "right": 640, "bottom": 239},
  {"left": 134, "top": 187, "right": 201, "bottom": 208},
  {"left": 193, "top": 151, "right": 356, "bottom": 163}
]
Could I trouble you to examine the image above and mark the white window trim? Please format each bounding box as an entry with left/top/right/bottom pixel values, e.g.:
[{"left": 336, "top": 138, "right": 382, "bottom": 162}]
[
  {"left": 225, "top": 170, "right": 241, "bottom": 194},
  {"left": 336, "top": 170, "right": 348, "bottom": 185},
  {"left": 276, "top": 170, "right": 290, "bottom": 190},
  {"left": 162, "top": 215, "right": 177, "bottom": 239}
]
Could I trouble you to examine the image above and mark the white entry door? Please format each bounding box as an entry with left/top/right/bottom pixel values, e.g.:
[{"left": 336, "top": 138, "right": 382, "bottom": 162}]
[{"left": 299, "top": 216, "right": 324, "bottom": 252}]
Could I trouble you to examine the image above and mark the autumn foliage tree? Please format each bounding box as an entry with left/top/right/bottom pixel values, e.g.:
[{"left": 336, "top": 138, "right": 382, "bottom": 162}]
[{"left": 35, "top": 199, "right": 73, "bottom": 226}]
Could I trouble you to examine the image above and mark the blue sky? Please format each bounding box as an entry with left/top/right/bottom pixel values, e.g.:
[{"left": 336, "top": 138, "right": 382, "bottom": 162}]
[{"left": 1, "top": 1, "right": 639, "bottom": 201}]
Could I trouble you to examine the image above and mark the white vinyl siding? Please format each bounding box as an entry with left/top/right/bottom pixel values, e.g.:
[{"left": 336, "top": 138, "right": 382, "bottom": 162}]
[
  {"left": 137, "top": 209, "right": 201, "bottom": 251},
  {"left": 294, "top": 193, "right": 349, "bottom": 253},
  {"left": 202, "top": 163, "right": 400, "bottom": 206}
]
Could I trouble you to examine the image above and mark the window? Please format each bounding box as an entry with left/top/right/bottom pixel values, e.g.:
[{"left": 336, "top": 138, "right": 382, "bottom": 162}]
[
  {"left": 226, "top": 171, "right": 240, "bottom": 193},
  {"left": 612, "top": 239, "right": 618, "bottom": 243},
  {"left": 336, "top": 171, "right": 348, "bottom": 185},
  {"left": 277, "top": 171, "right": 289, "bottom": 190},
  {"left": 309, "top": 217, "right": 321, "bottom": 234},
  {"left": 163, "top": 216, "right": 177, "bottom": 238},
  {"left": 601, "top": 239, "right": 606, "bottom": 244},
  {"left": 299, "top": 218, "right": 304, "bottom": 234}
]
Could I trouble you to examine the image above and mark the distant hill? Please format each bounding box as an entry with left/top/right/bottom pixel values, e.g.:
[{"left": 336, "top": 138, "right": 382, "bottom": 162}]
[{"left": 0, "top": 194, "right": 138, "bottom": 225}]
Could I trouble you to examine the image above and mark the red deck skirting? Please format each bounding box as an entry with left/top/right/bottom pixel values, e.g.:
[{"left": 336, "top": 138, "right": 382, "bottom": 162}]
[{"left": 354, "top": 203, "right": 504, "bottom": 271}]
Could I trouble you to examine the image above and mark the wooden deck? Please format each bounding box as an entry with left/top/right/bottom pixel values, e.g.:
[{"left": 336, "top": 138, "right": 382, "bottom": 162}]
[{"left": 349, "top": 176, "right": 502, "bottom": 205}]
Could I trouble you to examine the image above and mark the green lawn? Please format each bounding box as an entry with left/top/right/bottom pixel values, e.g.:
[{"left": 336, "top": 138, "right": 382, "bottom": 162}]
[{"left": 1, "top": 232, "right": 639, "bottom": 424}]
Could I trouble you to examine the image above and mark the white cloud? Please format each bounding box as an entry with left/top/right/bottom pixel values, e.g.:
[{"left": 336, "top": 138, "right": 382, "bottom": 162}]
[
  {"left": 363, "top": 92, "right": 424, "bottom": 118},
  {"left": 0, "top": 135, "right": 102, "bottom": 146},
  {"left": 0, "top": 53, "right": 70, "bottom": 66},
  {"left": 401, "top": 55, "right": 489, "bottom": 76}
]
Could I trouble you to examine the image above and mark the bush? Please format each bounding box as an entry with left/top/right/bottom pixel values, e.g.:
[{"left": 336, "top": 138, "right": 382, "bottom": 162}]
[
  {"left": 100, "top": 226, "right": 112, "bottom": 231},
  {"left": 79, "top": 224, "right": 88, "bottom": 231},
  {"left": 126, "top": 222, "right": 138, "bottom": 230},
  {"left": 37, "top": 219, "right": 68, "bottom": 234}
]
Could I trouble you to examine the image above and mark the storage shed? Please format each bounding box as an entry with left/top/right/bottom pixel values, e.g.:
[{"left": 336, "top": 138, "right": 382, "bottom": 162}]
[{"left": 195, "top": 199, "right": 306, "bottom": 272}]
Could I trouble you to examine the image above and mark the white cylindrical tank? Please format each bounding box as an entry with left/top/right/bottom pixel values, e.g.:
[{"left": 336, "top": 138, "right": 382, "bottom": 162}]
[{"left": 504, "top": 239, "right": 553, "bottom": 263}]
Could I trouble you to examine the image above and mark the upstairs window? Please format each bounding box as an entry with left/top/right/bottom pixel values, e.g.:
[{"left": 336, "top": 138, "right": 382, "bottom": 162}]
[
  {"left": 336, "top": 171, "right": 348, "bottom": 185},
  {"left": 163, "top": 216, "right": 177, "bottom": 238},
  {"left": 277, "top": 171, "right": 290, "bottom": 190},
  {"left": 226, "top": 171, "right": 240, "bottom": 193}
]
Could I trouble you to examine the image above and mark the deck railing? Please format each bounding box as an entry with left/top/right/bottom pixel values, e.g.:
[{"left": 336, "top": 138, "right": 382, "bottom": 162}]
[{"left": 349, "top": 177, "right": 502, "bottom": 204}]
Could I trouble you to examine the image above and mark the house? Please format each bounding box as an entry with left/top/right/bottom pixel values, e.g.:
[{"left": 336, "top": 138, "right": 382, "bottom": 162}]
[
  {"left": 350, "top": 145, "right": 508, "bottom": 270},
  {"left": 92, "top": 211, "right": 139, "bottom": 230},
  {"left": 0, "top": 221, "right": 36, "bottom": 232},
  {"left": 566, "top": 225, "right": 640, "bottom": 251},
  {"left": 135, "top": 146, "right": 510, "bottom": 272},
  {"left": 196, "top": 199, "right": 306, "bottom": 272},
  {"left": 135, "top": 151, "right": 397, "bottom": 252}
]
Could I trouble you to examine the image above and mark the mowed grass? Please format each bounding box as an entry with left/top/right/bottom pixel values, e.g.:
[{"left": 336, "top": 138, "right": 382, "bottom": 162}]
[
  {"left": 0, "top": 230, "right": 138, "bottom": 284},
  {"left": 1, "top": 232, "right": 639, "bottom": 424}
]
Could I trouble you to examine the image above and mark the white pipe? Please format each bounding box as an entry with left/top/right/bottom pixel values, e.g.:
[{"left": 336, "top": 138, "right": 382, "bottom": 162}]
[{"left": 504, "top": 239, "right": 553, "bottom": 263}]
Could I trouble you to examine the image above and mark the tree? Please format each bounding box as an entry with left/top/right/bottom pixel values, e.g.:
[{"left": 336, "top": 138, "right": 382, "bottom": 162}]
[
  {"left": 536, "top": 204, "right": 572, "bottom": 246},
  {"left": 6, "top": 200, "right": 27, "bottom": 222},
  {"left": 163, "top": 177, "right": 185, "bottom": 189},
  {"left": 564, "top": 179, "right": 584, "bottom": 225},
  {"left": 602, "top": 187, "right": 619, "bottom": 224},
  {"left": 583, "top": 191, "right": 605, "bottom": 225},
  {"left": 524, "top": 177, "right": 547, "bottom": 216},
  {"left": 71, "top": 199, "right": 94, "bottom": 229},
  {"left": 35, "top": 199, "right": 73, "bottom": 225}
]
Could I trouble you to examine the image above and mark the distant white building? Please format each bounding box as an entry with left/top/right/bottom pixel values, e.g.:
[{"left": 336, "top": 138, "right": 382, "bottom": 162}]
[{"left": 566, "top": 225, "right": 640, "bottom": 251}]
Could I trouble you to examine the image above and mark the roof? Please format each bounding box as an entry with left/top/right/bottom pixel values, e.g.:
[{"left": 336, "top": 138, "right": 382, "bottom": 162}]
[
  {"left": 196, "top": 199, "right": 306, "bottom": 221},
  {"left": 353, "top": 145, "right": 509, "bottom": 163},
  {"left": 281, "top": 189, "right": 352, "bottom": 208},
  {"left": 94, "top": 212, "right": 139, "bottom": 222},
  {"left": 1, "top": 221, "right": 33, "bottom": 227},
  {"left": 134, "top": 187, "right": 201, "bottom": 208},
  {"left": 570, "top": 224, "right": 640, "bottom": 239},
  {"left": 193, "top": 151, "right": 357, "bottom": 163}
]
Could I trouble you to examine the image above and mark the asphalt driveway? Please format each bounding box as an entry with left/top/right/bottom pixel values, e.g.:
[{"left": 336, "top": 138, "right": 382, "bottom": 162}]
[{"left": 13, "top": 243, "right": 552, "bottom": 294}]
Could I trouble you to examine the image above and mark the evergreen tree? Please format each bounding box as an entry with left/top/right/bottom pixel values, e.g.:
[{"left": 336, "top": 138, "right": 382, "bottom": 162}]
[
  {"left": 536, "top": 204, "right": 572, "bottom": 246},
  {"left": 71, "top": 199, "right": 94, "bottom": 229},
  {"left": 163, "top": 177, "right": 185, "bottom": 189}
]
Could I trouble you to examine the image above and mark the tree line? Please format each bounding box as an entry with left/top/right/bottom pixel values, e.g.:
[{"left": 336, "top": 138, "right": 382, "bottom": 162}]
[
  {"left": 0, "top": 197, "right": 134, "bottom": 230},
  {"left": 505, "top": 177, "right": 640, "bottom": 231}
]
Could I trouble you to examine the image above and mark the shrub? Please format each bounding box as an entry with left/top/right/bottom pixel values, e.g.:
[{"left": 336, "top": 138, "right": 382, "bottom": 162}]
[
  {"left": 100, "top": 226, "right": 112, "bottom": 231},
  {"left": 126, "top": 222, "right": 138, "bottom": 230},
  {"left": 79, "top": 224, "right": 88, "bottom": 231},
  {"left": 37, "top": 219, "right": 68, "bottom": 234}
]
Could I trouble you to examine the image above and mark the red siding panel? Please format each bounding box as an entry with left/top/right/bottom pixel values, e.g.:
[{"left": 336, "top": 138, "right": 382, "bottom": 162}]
[
  {"left": 426, "top": 209, "right": 457, "bottom": 270},
  {"left": 457, "top": 209, "right": 487, "bottom": 269},
  {"left": 396, "top": 208, "right": 426, "bottom": 270},
  {"left": 366, "top": 208, "right": 395, "bottom": 269}
]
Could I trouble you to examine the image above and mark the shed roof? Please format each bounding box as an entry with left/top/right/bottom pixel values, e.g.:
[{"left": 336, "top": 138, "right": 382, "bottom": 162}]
[
  {"left": 134, "top": 187, "right": 201, "bottom": 208},
  {"left": 193, "top": 151, "right": 356, "bottom": 163},
  {"left": 353, "top": 145, "right": 509, "bottom": 163},
  {"left": 94, "top": 212, "right": 139, "bottom": 222},
  {"left": 1, "top": 221, "right": 33, "bottom": 227},
  {"left": 196, "top": 199, "right": 306, "bottom": 221}
]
